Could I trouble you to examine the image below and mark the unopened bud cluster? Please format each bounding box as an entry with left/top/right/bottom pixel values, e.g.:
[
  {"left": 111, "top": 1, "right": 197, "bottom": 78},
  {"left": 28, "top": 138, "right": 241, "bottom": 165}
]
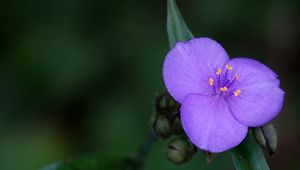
[
  {"left": 151, "top": 92, "right": 196, "bottom": 164},
  {"left": 151, "top": 92, "right": 182, "bottom": 138}
]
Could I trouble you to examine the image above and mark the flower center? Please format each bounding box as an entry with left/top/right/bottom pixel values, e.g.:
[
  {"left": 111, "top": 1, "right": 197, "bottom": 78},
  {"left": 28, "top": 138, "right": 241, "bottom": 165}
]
[{"left": 208, "top": 64, "right": 241, "bottom": 97}]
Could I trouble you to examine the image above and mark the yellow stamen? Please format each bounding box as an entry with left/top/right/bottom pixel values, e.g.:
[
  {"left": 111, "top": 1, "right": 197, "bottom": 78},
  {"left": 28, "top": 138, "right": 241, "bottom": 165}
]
[
  {"left": 234, "top": 90, "right": 241, "bottom": 96},
  {"left": 234, "top": 73, "right": 239, "bottom": 80},
  {"left": 220, "top": 86, "right": 228, "bottom": 92},
  {"left": 209, "top": 78, "right": 214, "bottom": 86},
  {"left": 216, "top": 68, "right": 222, "bottom": 75},
  {"left": 226, "top": 64, "right": 233, "bottom": 70}
]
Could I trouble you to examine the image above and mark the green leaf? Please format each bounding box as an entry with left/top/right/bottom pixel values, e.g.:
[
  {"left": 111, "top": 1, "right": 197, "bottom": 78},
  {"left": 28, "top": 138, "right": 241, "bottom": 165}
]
[
  {"left": 231, "top": 132, "right": 270, "bottom": 170},
  {"left": 41, "top": 132, "right": 157, "bottom": 170},
  {"left": 167, "top": 0, "right": 194, "bottom": 48},
  {"left": 41, "top": 153, "right": 134, "bottom": 170}
]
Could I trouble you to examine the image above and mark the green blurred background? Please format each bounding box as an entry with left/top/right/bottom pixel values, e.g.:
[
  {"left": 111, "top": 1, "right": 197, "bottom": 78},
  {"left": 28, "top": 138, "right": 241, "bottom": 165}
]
[{"left": 0, "top": 0, "right": 299, "bottom": 169}]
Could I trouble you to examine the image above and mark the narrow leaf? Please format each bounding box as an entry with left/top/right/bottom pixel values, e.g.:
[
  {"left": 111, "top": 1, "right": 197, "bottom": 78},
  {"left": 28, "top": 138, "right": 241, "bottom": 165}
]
[
  {"left": 231, "top": 132, "right": 270, "bottom": 170},
  {"left": 167, "top": 0, "right": 194, "bottom": 48}
]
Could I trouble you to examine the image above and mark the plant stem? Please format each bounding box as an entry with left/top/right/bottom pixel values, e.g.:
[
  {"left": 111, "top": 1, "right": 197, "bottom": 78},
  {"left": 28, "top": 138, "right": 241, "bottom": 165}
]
[{"left": 134, "top": 130, "right": 158, "bottom": 170}]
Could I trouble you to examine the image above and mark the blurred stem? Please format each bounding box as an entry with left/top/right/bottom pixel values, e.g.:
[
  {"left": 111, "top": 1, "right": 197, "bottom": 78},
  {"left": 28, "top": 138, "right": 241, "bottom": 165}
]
[{"left": 134, "top": 130, "right": 158, "bottom": 169}]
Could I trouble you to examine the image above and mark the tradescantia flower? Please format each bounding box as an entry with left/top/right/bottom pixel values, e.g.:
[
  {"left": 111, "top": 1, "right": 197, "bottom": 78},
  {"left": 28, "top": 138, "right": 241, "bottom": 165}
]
[{"left": 163, "top": 38, "right": 284, "bottom": 153}]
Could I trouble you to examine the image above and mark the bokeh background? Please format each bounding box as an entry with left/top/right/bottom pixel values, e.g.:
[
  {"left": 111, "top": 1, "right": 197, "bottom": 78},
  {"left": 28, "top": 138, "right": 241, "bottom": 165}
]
[{"left": 0, "top": 0, "right": 299, "bottom": 170}]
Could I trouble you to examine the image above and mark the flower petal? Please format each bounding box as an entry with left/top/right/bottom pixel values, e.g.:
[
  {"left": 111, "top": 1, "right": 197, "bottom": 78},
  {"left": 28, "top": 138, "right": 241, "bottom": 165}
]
[
  {"left": 181, "top": 94, "right": 248, "bottom": 153},
  {"left": 226, "top": 58, "right": 284, "bottom": 127},
  {"left": 163, "top": 38, "right": 229, "bottom": 103}
]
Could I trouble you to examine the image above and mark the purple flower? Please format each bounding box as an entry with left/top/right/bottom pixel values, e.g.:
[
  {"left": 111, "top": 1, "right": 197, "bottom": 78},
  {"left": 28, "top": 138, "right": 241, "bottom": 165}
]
[{"left": 163, "top": 38, "right": 284, "bottom": 153}]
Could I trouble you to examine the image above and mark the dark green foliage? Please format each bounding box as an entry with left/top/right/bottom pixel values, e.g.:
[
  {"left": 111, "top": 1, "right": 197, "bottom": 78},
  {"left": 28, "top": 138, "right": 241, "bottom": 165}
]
[{"left": 231, "top": 132, "right": 270, "bottom": 170}]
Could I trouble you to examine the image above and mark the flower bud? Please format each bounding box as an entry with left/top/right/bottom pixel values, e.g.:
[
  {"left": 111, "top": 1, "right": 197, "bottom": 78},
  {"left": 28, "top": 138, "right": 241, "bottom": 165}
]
[
  {"left": 165, "top": 137, "right": 197, "bottom": 165},
  {"left": 155, "top": 92, "right": 179, "bottom": 115},
  {"left": 172, "top": 117, "right": 183, "bottom": 135},
  {"left": 152, "top": 92, "right": 182, "bottom": 138},
  {"left": 151, "top": 112, "right": 184, "bottom": 138},
  {"left": 253, "top": 127, "right": 266, "bottom": 149},
  {"left": 152, "top": 113, "right": 174, "bottom": 138},
  {"left": 253, "top": 123, "right": 277, "bottom": 155}
]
